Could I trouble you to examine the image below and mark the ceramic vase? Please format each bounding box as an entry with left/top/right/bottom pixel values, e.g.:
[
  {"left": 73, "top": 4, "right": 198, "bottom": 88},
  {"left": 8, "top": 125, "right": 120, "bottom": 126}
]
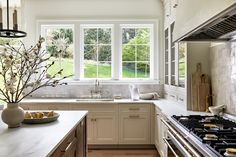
[{"left": 1, "top": 103, "right": 24, "bottom": 128}]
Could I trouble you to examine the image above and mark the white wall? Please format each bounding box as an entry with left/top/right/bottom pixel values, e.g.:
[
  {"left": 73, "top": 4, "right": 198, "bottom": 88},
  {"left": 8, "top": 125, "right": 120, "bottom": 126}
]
[
  {"left": 20, "top": 0, "right": 164, "bottom": 97},
  {"left": 22, "top": 0, "right": 163, "bottom": 45}
]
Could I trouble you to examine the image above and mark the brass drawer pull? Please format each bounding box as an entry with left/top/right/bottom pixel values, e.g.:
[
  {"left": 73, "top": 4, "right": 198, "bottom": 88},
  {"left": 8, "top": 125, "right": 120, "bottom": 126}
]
[
  {"left": 129, "top": 115, "right": 140, "bottom": 118},
  {"left": 129, "top": 108, "right": 140, "bottom": 111},
  {"left": 61, "top": 138, "right": 77, "bottom": 153}
]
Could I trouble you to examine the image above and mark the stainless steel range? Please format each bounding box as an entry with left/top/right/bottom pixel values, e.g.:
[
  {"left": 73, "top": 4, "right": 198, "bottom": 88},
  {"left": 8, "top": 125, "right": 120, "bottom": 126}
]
[{"left": 162, "top": 115, "right": 236, "bottom": 157}]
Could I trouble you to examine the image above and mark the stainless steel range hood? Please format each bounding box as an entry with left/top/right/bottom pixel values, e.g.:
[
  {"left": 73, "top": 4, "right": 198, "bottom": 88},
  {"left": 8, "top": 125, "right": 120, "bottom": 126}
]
[{"left": 173, "top": 1, "right": 236, "bottom": 42}]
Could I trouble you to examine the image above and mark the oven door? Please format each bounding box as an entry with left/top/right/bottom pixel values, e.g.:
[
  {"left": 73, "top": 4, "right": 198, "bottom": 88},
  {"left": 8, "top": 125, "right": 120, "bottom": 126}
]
[{"left": 161, "top": 118, "right": 202, "bottom": 157}]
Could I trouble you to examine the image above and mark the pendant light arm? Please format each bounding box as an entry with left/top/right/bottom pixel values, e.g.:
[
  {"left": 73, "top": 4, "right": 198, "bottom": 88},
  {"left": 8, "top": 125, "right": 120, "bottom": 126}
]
[{"left": 6, "top": 0, "right": 9, "bottom": 29}]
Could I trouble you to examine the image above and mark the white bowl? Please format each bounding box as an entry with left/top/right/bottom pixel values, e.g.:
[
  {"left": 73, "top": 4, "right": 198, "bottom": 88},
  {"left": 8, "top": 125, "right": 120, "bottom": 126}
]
[{"left": 208, "top": 105, "right": 225, "bottom": 116}]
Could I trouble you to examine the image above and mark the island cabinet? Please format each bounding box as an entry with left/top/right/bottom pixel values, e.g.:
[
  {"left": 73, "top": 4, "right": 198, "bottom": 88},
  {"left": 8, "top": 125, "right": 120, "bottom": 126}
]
[{"left": 51, "top": 118, "right": 87, "bottom": 157}]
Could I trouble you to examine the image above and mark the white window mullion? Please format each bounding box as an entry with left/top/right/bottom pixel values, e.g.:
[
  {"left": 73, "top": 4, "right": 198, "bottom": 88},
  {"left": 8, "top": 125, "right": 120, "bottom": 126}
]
[
  {"left": 79, "top": 24, "right": 85, "bottom": 79},
  {"left": 113, "top": 24, "right": 121, "bottom": 80},
  {"left": 74, "top": 23, "right": 80, "bottom": 80}
]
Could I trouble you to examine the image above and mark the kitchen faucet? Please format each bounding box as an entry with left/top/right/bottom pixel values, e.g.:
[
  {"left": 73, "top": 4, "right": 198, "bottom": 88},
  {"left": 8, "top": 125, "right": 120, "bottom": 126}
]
[{"left": 90, "top": 79, "right": 101, "bottom": 98}]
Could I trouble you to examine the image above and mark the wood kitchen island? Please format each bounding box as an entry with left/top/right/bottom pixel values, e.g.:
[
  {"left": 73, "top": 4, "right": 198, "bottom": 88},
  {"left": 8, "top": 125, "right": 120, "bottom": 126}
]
[{"left": 0, "top": 111, "right": 88, "bottom": 157}]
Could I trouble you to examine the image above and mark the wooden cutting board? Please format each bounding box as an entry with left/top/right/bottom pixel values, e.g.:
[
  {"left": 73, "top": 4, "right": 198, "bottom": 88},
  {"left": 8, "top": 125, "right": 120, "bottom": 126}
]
[
  {"left": 191, "top": 63, "right": 202, "bottom": 111},
  {"left": 198, "top": 74, "right": 210, "bottom": 112}
]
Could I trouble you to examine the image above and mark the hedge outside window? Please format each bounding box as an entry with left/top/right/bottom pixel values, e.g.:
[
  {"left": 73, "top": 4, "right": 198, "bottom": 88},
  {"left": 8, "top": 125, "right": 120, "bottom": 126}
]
[{"left": 122, "top": 26, "right": 151, "bottom": 78}]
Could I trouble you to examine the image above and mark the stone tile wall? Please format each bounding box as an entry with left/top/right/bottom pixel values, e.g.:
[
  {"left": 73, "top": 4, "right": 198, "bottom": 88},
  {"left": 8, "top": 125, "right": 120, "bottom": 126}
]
[
  {"left": 210, "top": 42, "right": 236, "bottom": 115},
  {"left": 28, "top": 83, "right": 163, "bottom": 99}
]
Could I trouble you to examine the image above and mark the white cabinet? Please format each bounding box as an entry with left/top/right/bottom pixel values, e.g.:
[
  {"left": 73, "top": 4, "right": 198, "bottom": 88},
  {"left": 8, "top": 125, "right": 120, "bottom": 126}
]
[
  {"left": 87, "top": 115, "right": 94, "bottom": 144},
  {"left": 119, "top": 104, "right": 150, "bottom": 144},
  {"left": 92, "top": 113, "right": 118, "bottom": 144},
  {"left": 70, "top": 103, "right": 118, "bottom": 144},
  {"left": 154, "top": 107, "right": 168, "bottom": 157}
]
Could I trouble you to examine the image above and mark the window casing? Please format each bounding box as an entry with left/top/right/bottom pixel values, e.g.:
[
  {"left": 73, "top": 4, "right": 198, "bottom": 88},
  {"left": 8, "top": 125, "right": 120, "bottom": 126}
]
[{"left": 39, "top": 21, "right": 156, "bottom": 82}]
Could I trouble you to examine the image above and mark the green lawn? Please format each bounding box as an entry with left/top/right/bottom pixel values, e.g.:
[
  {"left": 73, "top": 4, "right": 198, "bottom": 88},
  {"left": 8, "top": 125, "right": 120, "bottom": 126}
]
[{"left": 48, "top": 58, "right": 149, "bottom": 78}]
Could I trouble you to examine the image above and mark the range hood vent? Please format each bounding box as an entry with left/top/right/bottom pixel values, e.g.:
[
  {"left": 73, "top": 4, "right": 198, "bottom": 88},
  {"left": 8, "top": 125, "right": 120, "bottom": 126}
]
[{"left": 180, "top": 4, "right": 236, "bottom": 41}]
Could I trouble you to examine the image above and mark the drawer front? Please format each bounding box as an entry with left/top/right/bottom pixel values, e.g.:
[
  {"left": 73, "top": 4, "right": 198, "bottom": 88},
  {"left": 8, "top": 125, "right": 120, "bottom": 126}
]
[
  {"left": 119, "top": 104, "right": 150, "bottom": 113},
  {"left": 70, "top": 104, "right": 117, "bottom": 113},
  {"left": 50, "top": 130, "right": 76, "bottom": 157}
]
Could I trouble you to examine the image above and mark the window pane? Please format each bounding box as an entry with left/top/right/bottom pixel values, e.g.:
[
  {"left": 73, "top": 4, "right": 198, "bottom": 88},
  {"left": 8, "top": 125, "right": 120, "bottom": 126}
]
[
  {"left": 47, "top": 57, "right": 61, "bottom": 77},
  {"left": 122, "top": 28, "right": 135, "bottom": 44},
  {"left": 98, "top": 46, "right": 111, "bottom": 61},
  {"left": 137, "top": 45, "right": 150, "bottom": 61},
  {"left": 122, "top": 62, "right": 135, "bottom": 78},
  {"left": 136, "top": 28, "right": 150, "bottom": 44},
  {"left": 84, "top": 28, "right": 97, "bottom": 44},
  {"left": 121, "top": 25, "right": 152, "bottom": 79},
  {"left": 44, "top": 27, "right": 74, "bottom": 78},
  {"left": 137, "top": 62, "right": 150, "bottom": 78},
  {"left": 84, "top": 45, "right": 97, "bottom": 61},
  {"left": 98, "top": 62, "right": 111, "bottom": 78},
  {"left": 122, "top": 45, "right": 135, "bottom": 61},
  {"left": 98, "top": 28, "right": 111, "bottom": 44},
  {"left": 82, "top": 25, "right": 112, "bottom": 78},
  {"left": 84, "top": 61, "right": 97, "bottom": 78},
  {"left": 178, "top": 42, "right": 186, "bottom": 87}
]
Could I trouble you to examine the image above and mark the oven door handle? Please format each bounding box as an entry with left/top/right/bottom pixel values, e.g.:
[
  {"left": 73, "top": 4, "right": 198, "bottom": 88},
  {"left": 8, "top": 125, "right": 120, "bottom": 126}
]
[
  {"left": 161, "top": 118, "right": 201, "bottom": 157},
  {"left": 163, "top": 137, "right": 180, "bottom": 157},
  {"left": 167, "top": 130, "right": 193, "bottom": 157}
]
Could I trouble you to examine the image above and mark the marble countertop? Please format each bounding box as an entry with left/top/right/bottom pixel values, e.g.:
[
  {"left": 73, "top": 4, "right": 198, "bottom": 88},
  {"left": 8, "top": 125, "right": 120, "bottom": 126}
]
[
  {"left": 0, "top": 111, "right": 88, "bottom": 157},
  {"left": 21, "top": 98, "right": 212, "bottom": 117}
]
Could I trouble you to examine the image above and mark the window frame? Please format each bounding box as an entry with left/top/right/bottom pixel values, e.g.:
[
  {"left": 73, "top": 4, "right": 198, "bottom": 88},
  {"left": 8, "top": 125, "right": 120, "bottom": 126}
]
[
  {"left": 40, "top": 24, "right": 75, "bottom": 79},
  {"left": 37, "top": 20, "right": 158, "bottom": 83},
  {"left": 120, "top": 24, "right": 154, "bottom": 80},
  {"left": 80, "top": 24, "right": 114, "bottom": 79}
]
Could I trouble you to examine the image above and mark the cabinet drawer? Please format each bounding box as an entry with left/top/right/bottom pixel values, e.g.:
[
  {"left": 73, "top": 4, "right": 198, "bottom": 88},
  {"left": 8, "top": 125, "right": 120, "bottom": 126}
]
[
  {"left": 50, "top": 130, "right": 76, "bottom": 157},
  {"left": 61, "top": 138, "right": 77, "bottom": 157},
  {"left": 119, "top": 104, "right": 150, "bottom": 113},
  {"left": 70, "top": 104, "right": 117, "bottom": 113}
]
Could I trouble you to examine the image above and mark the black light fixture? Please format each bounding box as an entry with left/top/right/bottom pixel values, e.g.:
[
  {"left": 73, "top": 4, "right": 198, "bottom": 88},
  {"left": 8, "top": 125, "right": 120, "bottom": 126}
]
[{"left": 0, "top": 0, "right": 26, "bottom": 38}]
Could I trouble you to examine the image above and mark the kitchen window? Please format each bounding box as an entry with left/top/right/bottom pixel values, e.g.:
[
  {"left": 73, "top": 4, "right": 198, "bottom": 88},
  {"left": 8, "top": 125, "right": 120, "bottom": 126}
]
[
  {"left": 81, "top": 25, "right": 112, "bottom": 78},
  {"left": 41, "top": 25, "right": 74, "bottom": 78},
  {"left": 40, "top": 21, "right": 156, "bottom": 82},
  {"left": 121, "top": 25, "right": 152, "bottom": 78}
]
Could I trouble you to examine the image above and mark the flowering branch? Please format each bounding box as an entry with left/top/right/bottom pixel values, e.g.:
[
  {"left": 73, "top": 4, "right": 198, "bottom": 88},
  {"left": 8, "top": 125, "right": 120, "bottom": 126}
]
[{"left": 0, "top": 37, "right": 70, "bottom": 103}]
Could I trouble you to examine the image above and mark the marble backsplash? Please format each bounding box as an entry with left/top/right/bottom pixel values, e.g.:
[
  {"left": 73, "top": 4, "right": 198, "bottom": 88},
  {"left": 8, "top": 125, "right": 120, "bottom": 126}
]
[
  {"left": 28, "top": 83, "right": 163, "bottom": 99},
  {"left": 210, "top": 41, "right": 236, "bottom": 115}
]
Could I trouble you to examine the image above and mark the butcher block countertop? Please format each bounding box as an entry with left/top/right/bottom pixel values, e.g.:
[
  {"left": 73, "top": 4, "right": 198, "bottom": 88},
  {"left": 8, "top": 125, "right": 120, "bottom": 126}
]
[{"left": 0, "top": 111, "right": 87, "bottom": 157}]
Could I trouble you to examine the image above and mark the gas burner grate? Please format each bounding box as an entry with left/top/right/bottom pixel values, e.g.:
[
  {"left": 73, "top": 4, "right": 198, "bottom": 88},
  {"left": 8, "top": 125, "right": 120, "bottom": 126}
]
[{"left": 172, "top": 115, "right": 236, "bottom": 157}]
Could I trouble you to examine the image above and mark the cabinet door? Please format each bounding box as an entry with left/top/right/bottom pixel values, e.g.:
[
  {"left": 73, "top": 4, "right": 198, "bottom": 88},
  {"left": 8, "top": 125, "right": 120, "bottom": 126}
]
[
  {"left": 158, "top": 116, "right": 168, "bottom": 157},
  {"left": 119, "top": 113, "right": 150, "bottom": 144},
  {"left": 154, "top": 111, "right": 160, "bottom": 150},
  {"left": 76, "top": 118, "right": 87, "bottom": 157},
  {"left": 93, "top": 113, "right": 118, "bottom": 144},
  {"left": 87, "top": 116, "right": 94, "bottom": 144}
]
